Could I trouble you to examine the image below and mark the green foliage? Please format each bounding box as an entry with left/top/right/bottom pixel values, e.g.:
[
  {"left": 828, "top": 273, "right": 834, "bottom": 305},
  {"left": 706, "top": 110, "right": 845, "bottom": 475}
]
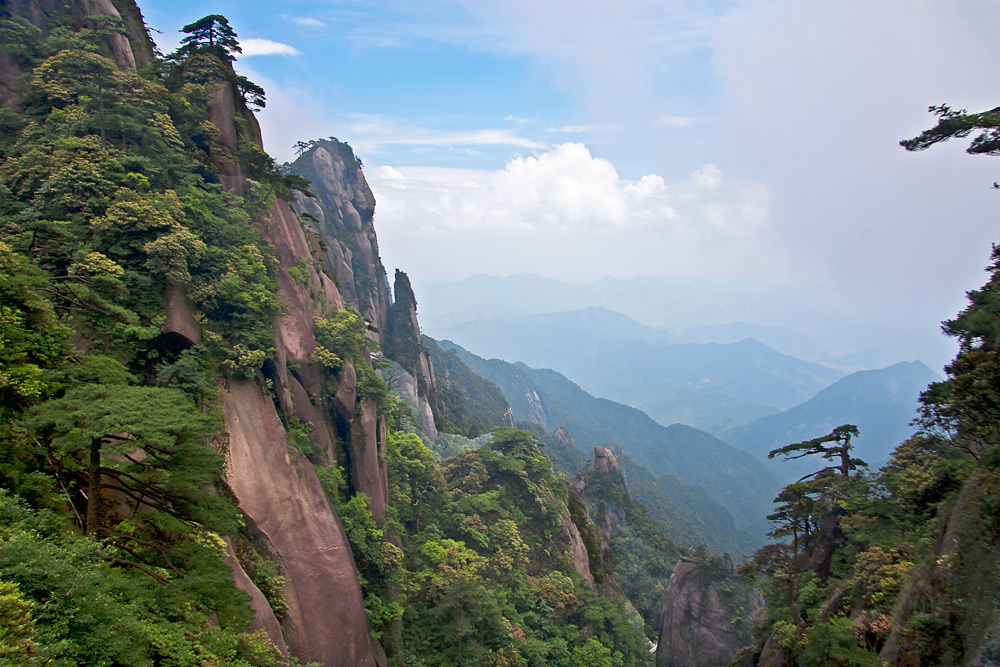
[
  {"left": 576, "top": 462, "right": 685, "bottom": 635},
  {"left": 359, "top": 430, "right": 654, "bottom": 665},
  {"left": 286, "top": 417, "right": 325, "bottom": 464},
  {"left": 0, "top": 580, "right": 39, "bottom": 666},
  {"left": 421, "top": 335, "right": 510, "bottom": 438},
  {"left": 315, "top": 308, "right": 367, "bottom": 364},
  {"left": 0, "top": 16, "right": 295, "bottom": 664},
  {"left": 0, "top": 491, "right": 286, "bottom": 666},
  {"left": 735, "top": 110, "right": 1000, "bottom": 665},
  {"left": 177, "top": 15, "right": 241, "bottom": 62}
]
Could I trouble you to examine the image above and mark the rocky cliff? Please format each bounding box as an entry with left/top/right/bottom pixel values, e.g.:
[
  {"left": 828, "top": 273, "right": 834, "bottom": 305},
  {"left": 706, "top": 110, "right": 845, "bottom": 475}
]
[
  {"left": 655, "top": 557, "right": 743, "bottom": 667},
  {"left": 149, "top": 21, "right": 385, "bottom": 667},
  {"left": 287, "top": 139, "right": 391, "bottom": 340}
]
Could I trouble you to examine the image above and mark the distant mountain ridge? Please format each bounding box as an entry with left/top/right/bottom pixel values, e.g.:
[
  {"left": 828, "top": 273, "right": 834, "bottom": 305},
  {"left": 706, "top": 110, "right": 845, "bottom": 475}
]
[
  {"left": 435, "top": 338, "right": 781, "bottom": 545},
  {"left": 431, "top": 307, "right": 845, "bottom": 433},
  {"left": 415, "top": 273, "right": 953, "bottom": 370},
  {"left": 726, "top": 360, "right": 941, "bottom": 483}
]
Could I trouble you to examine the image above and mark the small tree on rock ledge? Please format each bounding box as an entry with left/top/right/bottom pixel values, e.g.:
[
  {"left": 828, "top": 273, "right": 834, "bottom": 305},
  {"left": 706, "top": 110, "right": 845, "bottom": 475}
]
[{"left": 769, "top": 424, "right": 865, "bottom": 480}]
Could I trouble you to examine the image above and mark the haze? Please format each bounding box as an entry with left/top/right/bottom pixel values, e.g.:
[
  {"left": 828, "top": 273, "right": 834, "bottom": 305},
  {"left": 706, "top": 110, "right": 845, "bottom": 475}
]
[{"left": 140, "top": 0, "right": 1000, "bottom": 370}]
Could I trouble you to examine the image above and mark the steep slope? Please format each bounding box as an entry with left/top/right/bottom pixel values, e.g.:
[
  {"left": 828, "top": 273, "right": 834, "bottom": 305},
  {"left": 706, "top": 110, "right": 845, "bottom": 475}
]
[
  {"left": 0, "top": 4, "right": 381, "bottom": 665},
  {"left": 438, "top": 339, "right": 780, "bottom": 542},
  {"left": 287, "top": 138, "right": 390, "bottom": 338},
  {"left": 656, "top": 556, "right": 754, "bottom": 667},
  {"left": 570, "top": 446, "right": 682, "bottom": 634},
  {"left": 182, "top": 58, "right": 383, "bottom": 667},
  {"left": 727, "top": 361, "right": 940, "bottom": 482}
]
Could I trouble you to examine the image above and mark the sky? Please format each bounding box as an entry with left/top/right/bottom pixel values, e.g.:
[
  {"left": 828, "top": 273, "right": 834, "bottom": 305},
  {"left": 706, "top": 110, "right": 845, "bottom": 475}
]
[{"left": 138, "top": 0, "right": 1000, "bottom": 369}]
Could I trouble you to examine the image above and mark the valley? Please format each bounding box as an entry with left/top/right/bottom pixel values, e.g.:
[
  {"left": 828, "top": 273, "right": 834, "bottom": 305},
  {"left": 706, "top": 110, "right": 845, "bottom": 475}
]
[{"left": 0, "top": 3, "right": 998, "bottom": 667}]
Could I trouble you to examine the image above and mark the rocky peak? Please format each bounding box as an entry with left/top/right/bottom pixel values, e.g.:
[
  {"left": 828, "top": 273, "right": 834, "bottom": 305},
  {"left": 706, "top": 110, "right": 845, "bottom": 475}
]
[
  {"left": 386, "top": 269, "right": 438, "bottom": 400},
  {"left": 594, "top": 445, "right": 621, "bottom": 473},
  {"left": 288, "top": 140, "right": 390, "bottom": 339}
]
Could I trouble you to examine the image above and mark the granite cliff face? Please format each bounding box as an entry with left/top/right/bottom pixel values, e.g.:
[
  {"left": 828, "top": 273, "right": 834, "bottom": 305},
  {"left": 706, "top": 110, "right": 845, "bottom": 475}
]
[
  {"left": 288, "top": 140, "right": 391, "bottom": 340},
  {"left": 202, "top": 76, "right": 382, "bottom": 667},
  {"left": 656, "top": 557, "right": 742, "bottom": 667},
  {"left": 94, "top": 11, "right": 383, "bottom": 664}
]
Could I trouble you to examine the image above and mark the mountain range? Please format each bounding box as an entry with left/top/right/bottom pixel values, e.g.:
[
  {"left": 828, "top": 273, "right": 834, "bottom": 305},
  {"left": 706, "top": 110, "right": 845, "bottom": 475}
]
[
  {"left": 726, "top": 360, "right": 941, "bottom": 482},
  {"left": 434, "top": 338, "right": 781, "bottom": 544},
  {"left": 431, "top": 306, "right": 845, "bottom": 434}
]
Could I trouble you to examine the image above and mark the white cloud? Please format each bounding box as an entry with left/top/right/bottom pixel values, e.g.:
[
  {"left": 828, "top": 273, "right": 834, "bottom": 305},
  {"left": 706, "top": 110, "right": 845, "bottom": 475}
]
[
  {"left": 504, "top": 114, "right": 536, "bottom": 125},
  {"left": 624, "top": 174, "right": 665, "bottom": 197},
  {"left": 547, "top": 124, "right": 622, "bottom": 133},
  {"left": 333, "top": 114, "right": 547, "bottom": 155},
  {"left": 378, "top": 165, "right": 406, "bottom": 181},
  {"left": 368, "top": 143, "right": 767, "bottom": 237},
  {"left": 240, "top": 38, "right": 301, "bottom": 57},
  {"left": 292, "top": 17, "right": 326, "bottom": 28},
  {"left": 654, "top": 114, "right": 698, "bottom": 127},
  {"left": 692, "top": 163, "right": 722, "bottom": 189}
]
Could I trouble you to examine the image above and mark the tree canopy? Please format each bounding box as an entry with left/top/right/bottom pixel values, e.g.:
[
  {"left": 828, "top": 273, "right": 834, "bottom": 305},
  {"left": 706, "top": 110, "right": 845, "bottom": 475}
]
[{"left": 178, "top": 15, "right": 241, "bottom": 61}]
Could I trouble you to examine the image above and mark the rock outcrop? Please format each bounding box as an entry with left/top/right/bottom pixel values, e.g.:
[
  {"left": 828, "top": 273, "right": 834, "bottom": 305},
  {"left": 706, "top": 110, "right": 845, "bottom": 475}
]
[
  {"left": 572, "top": 446, "right": 627, "bottom": 541},
  {"left": 566, "top": 482, "right": 620, "bottom": 597},
  {"left": 385, "top": 270, "right": 438, "bottom": 399},
  {"left": 656, "top": 557, "right": 741, "bottom": 667},
  {"left": 386, "top": 362, "right": 439, "bottom": 441},
  {"left": 224, "top": 380, "right": 376, "bottom": 667},
  {"left": 199, "top": 54, "right": 383, "bottom": 665},
  {"left": 289, "top": 140, "right": 391, "bottom": 339},
  {"left": 593, "top": 445, "right": 620, "bottom": 474}
]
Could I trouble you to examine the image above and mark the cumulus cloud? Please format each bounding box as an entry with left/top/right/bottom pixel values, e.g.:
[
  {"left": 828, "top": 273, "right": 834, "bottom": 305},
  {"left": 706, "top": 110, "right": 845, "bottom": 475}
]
[
  {"left": 368, "top": 143, "right": 767, "bottom": 237},
  {"left": 240, "top": 38, "right": 301, "bottom": 57}
]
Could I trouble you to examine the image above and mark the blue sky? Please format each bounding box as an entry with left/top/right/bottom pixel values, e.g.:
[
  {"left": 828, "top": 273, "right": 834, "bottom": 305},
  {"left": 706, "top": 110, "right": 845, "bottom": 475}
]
[{"left": 138, "top": 0, "right": 1000, "bottom": 369}]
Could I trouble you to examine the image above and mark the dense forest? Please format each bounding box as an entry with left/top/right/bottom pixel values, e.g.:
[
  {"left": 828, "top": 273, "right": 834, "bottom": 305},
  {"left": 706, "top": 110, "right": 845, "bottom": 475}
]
[{"left": 1, "top": 2, "right": 999, "bottom": 666}]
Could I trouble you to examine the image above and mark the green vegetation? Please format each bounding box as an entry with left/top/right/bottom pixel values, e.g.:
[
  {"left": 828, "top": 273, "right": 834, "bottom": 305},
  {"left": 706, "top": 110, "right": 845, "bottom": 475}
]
[
  {"left": 322, "top": 428, "right": 655, "bottom": 665},
  {"left": 575, "top": 462, "right": 680, "bottom": 635},
  {"left": 0, "top": 8, "right": 296, "bottom": 663},
  {"left": 421, "top": 335, "right": 510, "bottom": 438},
  {"left": 733, "top": 105, "right": 1000, "bottom": 666}
]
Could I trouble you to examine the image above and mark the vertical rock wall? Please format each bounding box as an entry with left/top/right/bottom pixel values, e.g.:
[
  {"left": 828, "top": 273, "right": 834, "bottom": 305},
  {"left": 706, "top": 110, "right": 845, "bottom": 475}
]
[
  {"left": 202, "top": 58, "right": 382, "bottom": 666},
  {"left": 288, "top": 141, "right": 391, "bottom": 340},
  {"left": 224, "top": 380, "right": 376, "bottom": 667},
  {"left": 656, "top": 557, "right": 741, "bottom": 667}
]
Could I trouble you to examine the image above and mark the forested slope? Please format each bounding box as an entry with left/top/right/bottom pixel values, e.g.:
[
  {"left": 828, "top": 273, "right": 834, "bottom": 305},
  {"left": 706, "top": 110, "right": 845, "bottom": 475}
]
[{"left": 0, "top": 4, "right": 673, "bottom": 665}]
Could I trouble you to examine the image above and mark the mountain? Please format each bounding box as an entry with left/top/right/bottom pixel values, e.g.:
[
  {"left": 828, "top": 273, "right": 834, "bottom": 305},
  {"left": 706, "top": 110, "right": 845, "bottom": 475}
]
[
  {"left": 677, "top": 321, "right": 820, "bottom": 359},
  {"left": 415, "top": 273, "right": 952, "bottom": 370},
  {"left": 438, "top": 339, "right": 781, "bottom": 543},
  {"left": 726, "top": 360, "right": 941, "bottom": 482},
  {"left": 0, "top": 7, "right": 681, "bottom": 663},
  {"left": 431, "top": 307, "right": 844, "bottom": 433}
]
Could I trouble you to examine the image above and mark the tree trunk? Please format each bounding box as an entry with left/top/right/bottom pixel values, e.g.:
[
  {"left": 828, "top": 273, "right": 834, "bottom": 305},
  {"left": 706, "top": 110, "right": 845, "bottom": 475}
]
[
  {"left": 787, "top": 577, "right": 805, "bottom": 635},
  {"left": 85, "top": 437, "right": 101, "bottom": 536}
]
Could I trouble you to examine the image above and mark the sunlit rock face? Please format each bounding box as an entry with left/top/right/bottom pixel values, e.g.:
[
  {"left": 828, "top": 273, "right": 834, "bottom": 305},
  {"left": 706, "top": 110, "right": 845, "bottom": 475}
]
[{"left": 289, "top": 141, "right": 391, "bottom": 341}]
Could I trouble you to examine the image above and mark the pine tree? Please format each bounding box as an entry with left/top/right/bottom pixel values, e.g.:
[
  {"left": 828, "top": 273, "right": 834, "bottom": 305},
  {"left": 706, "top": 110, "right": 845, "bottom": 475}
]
[{"left": 177, "top": 15, "right": 241, "bottom": 61}]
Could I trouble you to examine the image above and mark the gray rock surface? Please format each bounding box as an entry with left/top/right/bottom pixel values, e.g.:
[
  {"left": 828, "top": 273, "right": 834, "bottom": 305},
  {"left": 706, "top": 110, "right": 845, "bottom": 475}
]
[{"left": 656, "top": 557, "right": 740, "bottom": 667}]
